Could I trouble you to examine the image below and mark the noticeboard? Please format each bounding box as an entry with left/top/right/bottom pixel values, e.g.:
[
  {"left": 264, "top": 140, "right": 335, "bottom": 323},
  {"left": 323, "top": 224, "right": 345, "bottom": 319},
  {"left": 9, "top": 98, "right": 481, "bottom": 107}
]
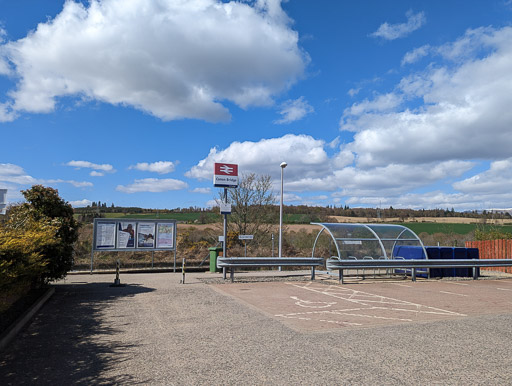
[{"left": 93, "top": 218, "right": 176, "bottom": 252}]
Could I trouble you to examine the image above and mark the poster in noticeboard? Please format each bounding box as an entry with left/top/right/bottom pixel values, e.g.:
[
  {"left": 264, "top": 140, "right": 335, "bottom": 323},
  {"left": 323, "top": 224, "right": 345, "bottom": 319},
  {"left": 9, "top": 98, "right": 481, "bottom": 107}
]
[
  {"left": 137, "top": 222, "right": 156, "bottom": 248},
  {"left": 117, "top": 221, "right": 136, "bottom": 248},
  {"left": 156, "top": 223, "right": 174, "bottom": 249},
  {"left": 95, "top": 221, "right": 116, "bottom": 249}
]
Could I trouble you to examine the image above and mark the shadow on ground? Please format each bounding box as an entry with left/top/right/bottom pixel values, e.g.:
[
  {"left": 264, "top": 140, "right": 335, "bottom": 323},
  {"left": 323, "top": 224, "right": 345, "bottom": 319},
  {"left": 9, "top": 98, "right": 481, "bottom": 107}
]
[{"left": 0, "top": 282, "right": 155, "bottom": 385}]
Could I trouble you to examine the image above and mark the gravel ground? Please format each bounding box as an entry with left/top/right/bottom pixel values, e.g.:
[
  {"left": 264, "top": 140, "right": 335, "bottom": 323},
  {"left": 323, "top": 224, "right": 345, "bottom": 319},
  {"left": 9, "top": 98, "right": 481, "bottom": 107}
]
[{"left": 1, "top": 271, "right": 512, "bottom": 385}]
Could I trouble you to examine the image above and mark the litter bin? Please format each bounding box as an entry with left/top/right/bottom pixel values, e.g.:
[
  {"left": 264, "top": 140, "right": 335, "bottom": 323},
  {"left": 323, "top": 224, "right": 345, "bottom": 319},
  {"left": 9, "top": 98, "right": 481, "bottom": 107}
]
[{"left": 209, "top": 247, "right": 223, "bottom": 273}]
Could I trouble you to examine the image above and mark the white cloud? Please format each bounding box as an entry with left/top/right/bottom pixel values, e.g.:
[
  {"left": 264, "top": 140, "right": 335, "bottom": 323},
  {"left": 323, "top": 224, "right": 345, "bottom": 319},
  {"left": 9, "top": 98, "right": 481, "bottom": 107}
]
[
  {"left": 0, "top": 163, "right": 92, "bottom": 189},
  {"left": 347, "top": 88, "right": 360, "bottom": 97},
  {"left": 343, "top": 93, "right": 403, "bottom": 117},
  {"left": 345, "top": 189, "right": 512, "bottom": 212},
  {"left": 274, "top": 96, "right": 314, "bottom": 124},
  {"left": 186, "top": 134, "right": 474, "bottom": 202},
  {"left": 191, "top": 187, "right": 212, "bottom": 194},
  {"left": 0, "top": 0, "right": 307, "bottom": 123},
  {"left": 186, "top": 134, "right": 331, "bottom": 182},
  {"left": 283, "top": 193, "right": 302, "bottom": 202},
  {"left": 0, "top": 163, "right": 37, "bottom": 185},
  {"left": 341, "top": 26, "right": 512, "bottom": 168},
  {"left": 288, "top": 160, "right": 473, "bottom": 195},
  {"left": 90, "top": 171, "right": 104, "bottom": 177},
  {"left": 402, "top": 45, "right": 430, "bottom": 65},
  {"left": 205, "top": 199, "right": 218, "bottom": 208},
  {"left": 116, "top": 178, "right": 188, "bottom": 193},
  {"left": 129, "top": 161, "right": 175, "bottom": 174},
  {"left": 371, "top": 10, "right": 426, "bottom": 40},
  {"left": 46, "top": 179, "right": 93, "bottom": 188},
  {"left": 69, "top": 199, "right": 93, "bottom": 207},
  {"left": 453, "top": 159, "right": 512, "bottom": 194},
  {"left": 66, "top": 160, "right": 115, "bottom": 173}
]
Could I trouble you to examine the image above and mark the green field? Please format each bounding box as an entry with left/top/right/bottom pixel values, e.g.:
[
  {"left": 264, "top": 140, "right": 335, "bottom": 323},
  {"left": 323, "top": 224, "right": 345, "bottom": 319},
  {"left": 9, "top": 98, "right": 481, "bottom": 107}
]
[{"left": 399, "top": 222, "right": 512, "bottom": 235}]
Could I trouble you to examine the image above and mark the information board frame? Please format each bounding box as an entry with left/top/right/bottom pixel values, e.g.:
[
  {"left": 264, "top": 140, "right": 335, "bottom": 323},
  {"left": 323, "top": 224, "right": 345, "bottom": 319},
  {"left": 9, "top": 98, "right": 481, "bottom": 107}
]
[{"left": 93, "top": 218, "right": 177, "bottom": 252}]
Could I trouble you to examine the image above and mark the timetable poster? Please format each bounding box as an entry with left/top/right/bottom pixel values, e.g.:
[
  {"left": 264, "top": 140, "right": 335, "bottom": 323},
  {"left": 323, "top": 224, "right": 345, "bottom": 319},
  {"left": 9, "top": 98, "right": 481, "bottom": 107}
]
[{"left": 95, "top": 222, "right": 116, "bottom": 249}]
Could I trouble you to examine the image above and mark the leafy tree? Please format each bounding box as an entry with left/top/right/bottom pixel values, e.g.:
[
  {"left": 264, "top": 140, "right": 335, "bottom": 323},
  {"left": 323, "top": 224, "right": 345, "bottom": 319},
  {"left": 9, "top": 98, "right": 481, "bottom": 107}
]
[{"left": 5, "top": 185, "right": 79, "bottom": 283}]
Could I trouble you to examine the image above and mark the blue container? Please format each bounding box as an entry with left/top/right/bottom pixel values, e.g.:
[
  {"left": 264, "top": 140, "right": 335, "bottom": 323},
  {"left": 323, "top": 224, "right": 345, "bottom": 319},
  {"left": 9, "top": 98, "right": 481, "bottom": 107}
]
[
  {"left": 439, "top": 247, "right": 455, "bottom": 277},
  {"left": 393, "top": 246, "right": 480, "bottom": 278},
  {"left": 392, "top": 245, "right": 427, "bottom": 277},
  {"left": 425, "top": 247, "right": 443, "bottom": 278},
  {"left": 453, "top": 248, "right": 468, "bottom": 277}
]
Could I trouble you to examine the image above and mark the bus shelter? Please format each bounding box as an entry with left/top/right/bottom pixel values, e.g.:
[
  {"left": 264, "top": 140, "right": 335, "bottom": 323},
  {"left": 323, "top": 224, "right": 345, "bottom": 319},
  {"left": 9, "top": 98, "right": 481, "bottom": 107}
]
[{"left": 311, "top": 223, "right": 427, "bottom": 260}]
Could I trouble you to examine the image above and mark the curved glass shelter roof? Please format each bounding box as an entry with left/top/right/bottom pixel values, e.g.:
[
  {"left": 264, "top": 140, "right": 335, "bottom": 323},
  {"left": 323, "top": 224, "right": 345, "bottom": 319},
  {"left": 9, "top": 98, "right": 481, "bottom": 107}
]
[{"left": 311, "top": 223, "right": 427, "bottom": 260}]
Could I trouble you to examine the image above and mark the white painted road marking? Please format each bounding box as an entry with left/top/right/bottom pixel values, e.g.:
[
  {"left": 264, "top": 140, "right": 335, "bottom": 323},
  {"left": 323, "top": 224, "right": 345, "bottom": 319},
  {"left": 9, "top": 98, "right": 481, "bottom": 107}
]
[
  {"left": 440, "top": 291, "right": 468, "bottom": 297},
  {"left": 290, "top": 296, "right": 337, "bottom": 308}
]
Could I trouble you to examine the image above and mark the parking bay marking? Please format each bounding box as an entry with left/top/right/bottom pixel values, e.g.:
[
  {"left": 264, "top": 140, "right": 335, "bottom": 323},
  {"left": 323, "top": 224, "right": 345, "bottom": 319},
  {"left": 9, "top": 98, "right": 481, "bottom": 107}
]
[{"left": 281, "top": 282, "right": 467, "bottom": 320}]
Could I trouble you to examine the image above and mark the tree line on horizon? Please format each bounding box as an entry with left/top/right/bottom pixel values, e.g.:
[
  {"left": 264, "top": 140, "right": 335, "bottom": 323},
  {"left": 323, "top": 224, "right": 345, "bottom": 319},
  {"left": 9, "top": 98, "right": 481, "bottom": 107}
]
[{"left": 74, "top": 202, "right": 511, "bottom": 223}]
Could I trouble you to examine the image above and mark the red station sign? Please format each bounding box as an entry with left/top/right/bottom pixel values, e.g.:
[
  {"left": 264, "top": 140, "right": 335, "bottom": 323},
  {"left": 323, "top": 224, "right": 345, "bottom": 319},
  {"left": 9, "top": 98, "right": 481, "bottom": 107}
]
[{"left": 213, "top": 163, "right": 239, "bottom": 188}]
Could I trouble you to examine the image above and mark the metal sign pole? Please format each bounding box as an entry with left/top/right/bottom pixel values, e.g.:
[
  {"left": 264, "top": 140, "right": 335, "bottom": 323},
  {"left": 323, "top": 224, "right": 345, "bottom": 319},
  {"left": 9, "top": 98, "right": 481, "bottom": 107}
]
[{"left": 223, "top": 187, "right": 228, "bottom": 257}]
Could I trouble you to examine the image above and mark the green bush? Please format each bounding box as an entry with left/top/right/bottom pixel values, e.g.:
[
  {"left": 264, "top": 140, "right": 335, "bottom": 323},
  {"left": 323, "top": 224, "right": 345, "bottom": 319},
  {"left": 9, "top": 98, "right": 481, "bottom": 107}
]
[{"left": 4, "top": 185, "right": 79, "bottom": 283}]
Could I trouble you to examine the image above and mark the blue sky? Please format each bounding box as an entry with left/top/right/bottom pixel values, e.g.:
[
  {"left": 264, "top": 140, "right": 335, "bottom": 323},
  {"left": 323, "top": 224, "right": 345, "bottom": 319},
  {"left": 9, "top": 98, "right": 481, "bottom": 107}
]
[{"left": 1, "top": 0, "right": 512, "bottom": 211}]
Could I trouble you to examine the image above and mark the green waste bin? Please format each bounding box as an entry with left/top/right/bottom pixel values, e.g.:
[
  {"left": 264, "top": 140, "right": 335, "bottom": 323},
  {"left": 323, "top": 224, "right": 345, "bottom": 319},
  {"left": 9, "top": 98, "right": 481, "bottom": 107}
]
[{"left": 209, "top": 247, "right": 223, "bottom": 273}]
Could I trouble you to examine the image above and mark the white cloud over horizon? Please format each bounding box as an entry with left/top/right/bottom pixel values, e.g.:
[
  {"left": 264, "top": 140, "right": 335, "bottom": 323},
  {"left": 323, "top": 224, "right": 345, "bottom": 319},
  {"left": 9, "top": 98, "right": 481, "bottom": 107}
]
[
  {"left": 69, "top": 198, "right": 93, "bottom": 208},
  {"left": 0, "top": 163, "right": 92, "bottom": 190},
  {"left": 0, "top": 0, "right": 307, "bottom": 123}
]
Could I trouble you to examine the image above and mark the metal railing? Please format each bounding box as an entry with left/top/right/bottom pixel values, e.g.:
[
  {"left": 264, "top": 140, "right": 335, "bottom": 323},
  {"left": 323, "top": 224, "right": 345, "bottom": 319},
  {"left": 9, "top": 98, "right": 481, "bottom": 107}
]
[
  {"left": 326, "top": 258, "right": 512, "bottom": 283},
  {"left": 217, "top": 257, "right": 324, "bottom": 282}
]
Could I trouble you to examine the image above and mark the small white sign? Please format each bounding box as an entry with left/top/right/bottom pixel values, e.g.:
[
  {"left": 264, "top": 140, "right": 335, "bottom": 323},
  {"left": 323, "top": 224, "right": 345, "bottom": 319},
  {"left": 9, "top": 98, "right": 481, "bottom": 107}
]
[
  {"left": 220, "top": 203, "right": 232, "bottom": 214},
  {"left": 343, "top": 240, "right": 362, "bottom": 245},
  {"left": 218, "top": 236, "right": 225, "bottom": 242},
  {"left": 239, "top": 235, "right": 254, "bottom": 240},
  {"left": 0, "top": 189, "right": 6, "bottom": 215}
]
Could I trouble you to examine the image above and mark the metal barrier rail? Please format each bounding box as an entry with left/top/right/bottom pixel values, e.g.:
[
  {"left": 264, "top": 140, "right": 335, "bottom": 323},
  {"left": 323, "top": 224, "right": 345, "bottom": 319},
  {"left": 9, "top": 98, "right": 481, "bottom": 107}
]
[
  {"left": 326, "top": 258, "right": 512, "bottom": 283},
  {"left": 217, "top": 257, "right": 324, "bottom": 282}
]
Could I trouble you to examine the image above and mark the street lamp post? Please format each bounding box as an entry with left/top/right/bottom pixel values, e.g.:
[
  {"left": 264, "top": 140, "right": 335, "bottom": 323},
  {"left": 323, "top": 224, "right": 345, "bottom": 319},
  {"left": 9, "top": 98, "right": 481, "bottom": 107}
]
[{"left": 279, "top": 162, "right": 287, "bottom": 266}]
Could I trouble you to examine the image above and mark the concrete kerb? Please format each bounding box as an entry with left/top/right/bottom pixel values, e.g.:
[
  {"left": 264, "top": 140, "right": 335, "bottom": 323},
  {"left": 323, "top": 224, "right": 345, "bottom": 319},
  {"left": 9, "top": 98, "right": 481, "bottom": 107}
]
[{"left": 0, "top": 287, "right": 55, "bottom": 352}]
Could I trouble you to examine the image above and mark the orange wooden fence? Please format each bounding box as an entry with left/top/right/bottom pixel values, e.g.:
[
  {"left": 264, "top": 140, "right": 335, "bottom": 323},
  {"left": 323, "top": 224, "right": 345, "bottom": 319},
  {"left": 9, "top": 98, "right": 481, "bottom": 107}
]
[{"left": 465, "top": 239, "right": 512, "bottom": 274}]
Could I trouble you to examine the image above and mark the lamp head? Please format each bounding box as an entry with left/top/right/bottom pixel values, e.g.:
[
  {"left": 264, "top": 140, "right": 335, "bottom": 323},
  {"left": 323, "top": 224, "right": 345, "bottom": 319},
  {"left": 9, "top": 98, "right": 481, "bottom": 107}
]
[{"left": 280, "top": 162, "right": 287, "bottom": 168}]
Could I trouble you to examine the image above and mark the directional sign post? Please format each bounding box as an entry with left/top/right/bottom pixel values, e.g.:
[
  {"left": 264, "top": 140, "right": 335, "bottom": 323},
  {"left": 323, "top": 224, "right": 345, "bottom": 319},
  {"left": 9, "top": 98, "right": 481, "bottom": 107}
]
[{"left": 239, "top": 235, "right": 253, "bottom": 257}]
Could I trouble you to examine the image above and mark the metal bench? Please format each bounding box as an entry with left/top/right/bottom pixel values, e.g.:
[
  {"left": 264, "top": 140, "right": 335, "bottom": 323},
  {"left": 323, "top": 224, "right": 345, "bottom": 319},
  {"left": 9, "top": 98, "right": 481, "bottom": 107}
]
[
  {"left": 217, "top": 257, "right": 324, "bottom": 282},
  {"left": 326, "top": 258, "right": 512, "bottom": 284}
]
